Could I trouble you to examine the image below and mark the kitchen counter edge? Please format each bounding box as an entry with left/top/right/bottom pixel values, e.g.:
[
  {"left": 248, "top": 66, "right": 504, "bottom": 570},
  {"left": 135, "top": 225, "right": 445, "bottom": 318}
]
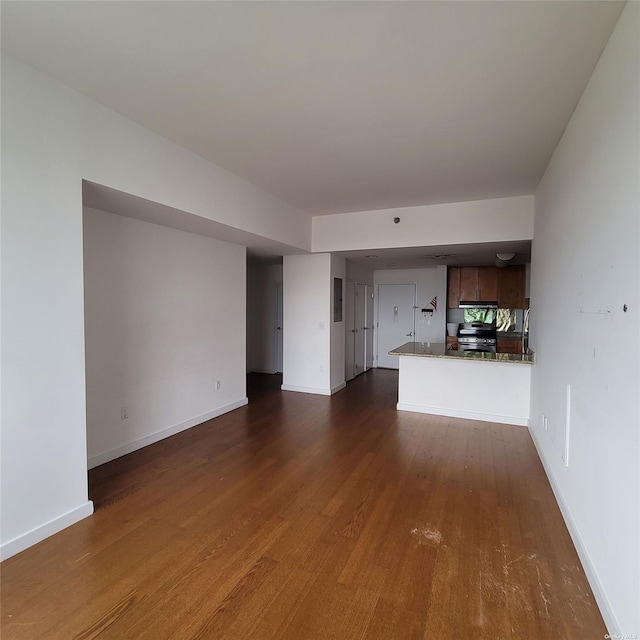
[{"left": 389, "top": 342, "right": 535, "bottom": 365}]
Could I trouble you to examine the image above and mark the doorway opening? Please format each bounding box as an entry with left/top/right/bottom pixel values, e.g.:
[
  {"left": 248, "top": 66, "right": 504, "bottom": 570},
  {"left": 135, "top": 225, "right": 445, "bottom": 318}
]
[{"left": 344, "top": 280, "right": 375, "bottom": 381}]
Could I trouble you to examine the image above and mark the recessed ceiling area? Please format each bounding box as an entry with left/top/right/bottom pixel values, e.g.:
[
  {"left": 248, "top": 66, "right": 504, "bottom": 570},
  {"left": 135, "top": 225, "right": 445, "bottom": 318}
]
[
  {"left": 1, "top": 1, "right": 624, "bottom": 215},
  {"left": 338, "top": 240, "right": 531, "bottom": 271}
]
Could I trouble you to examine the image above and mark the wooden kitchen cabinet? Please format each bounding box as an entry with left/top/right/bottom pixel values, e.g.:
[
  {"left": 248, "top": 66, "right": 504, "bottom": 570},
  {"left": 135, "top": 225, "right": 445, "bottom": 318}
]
[
  {"left": 458, "top": 267, "right": 498, "bottom": 302},
  {"left": 448, "top": 265, "right": 526, "bottom": 308},
  {"left": 497, "top": 338, "right": 523, "bottom": 354},
  {"left": 447, "top": 267, "right": 461, "bottom": 308},
  {"left": 478, "top": 267, "right": 498, "bottom": 300},
  {"left": 459, "top": 267, "right": 478, "bottom": 301},
  {"left": 497, "top": 265, "right": 526, "bottom": 309}
]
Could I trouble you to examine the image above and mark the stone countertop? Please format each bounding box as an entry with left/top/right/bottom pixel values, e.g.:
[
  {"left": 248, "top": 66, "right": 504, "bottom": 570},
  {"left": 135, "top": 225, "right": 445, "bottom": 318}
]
[{"left": 389, "top": 342, "right": 535, "bottom": 365}]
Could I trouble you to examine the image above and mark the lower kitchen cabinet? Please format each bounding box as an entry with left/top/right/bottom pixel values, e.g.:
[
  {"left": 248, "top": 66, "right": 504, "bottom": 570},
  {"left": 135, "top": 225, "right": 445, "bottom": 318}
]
[{"left": 497, "top": 338, "right": 523, "bottom": 354}]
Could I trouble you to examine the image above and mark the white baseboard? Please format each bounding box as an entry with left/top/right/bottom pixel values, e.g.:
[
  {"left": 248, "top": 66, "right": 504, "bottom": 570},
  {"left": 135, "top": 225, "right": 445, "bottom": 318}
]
[
  {"left": 88, "top": 398, "right": 249, "bottom": 469},
  {"left": 331, "top": 382, "right": 346, "bottom": 395},
  {"left": 528, "top": 426, "right": 620, "bottom": 636},
  {"left": 280, "top": 382, "right": 345, "bottom": 396},
  {"left": 396, "top": 403, "right": 528, "bottom": 427},
  {"left": 281, "top": 384, "right": 332, "bottom": 396},
  {"left": 0, "top": 501, "right": 94, "bottom": 562}
]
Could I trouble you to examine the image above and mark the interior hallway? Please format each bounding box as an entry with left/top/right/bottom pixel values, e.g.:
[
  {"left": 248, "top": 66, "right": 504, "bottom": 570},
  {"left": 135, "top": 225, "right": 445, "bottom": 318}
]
[{"left": 1, "top": 370, "right": 605, "bottom": 639}]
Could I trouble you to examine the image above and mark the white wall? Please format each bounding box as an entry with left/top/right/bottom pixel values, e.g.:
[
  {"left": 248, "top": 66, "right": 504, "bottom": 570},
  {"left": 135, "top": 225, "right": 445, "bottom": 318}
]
[
  {"left": 345, "top": 259, "right": 374, "bottom": 286},
  {"left": 0, "top": 56, "right": 309, "bottom": 559},
  {"left": 330, "top": 254, "right": 346, "bottom": 393},
  {"left": 2, "top": 68, "right": 93, "bottom": 557},
  {"left": 246, "top": 263, "right": 283, "bottom": 374},
  {"left": 282, "top": 253, "right": 336, "bottom": 395},
  {"left": 83, "top": 209, "right": 247, "bottom": 467},
  {"left": 312, "top": 195, "right": 534, "bottom": 252},
  {"left": 398, "top": 356, "right": 531, "bottom": 426},
  {"left": 529, "top": 4, "right": 639, "bottom": 635},
  {"left": 374, "top": 267, "right": 448, "bottom": 352}
]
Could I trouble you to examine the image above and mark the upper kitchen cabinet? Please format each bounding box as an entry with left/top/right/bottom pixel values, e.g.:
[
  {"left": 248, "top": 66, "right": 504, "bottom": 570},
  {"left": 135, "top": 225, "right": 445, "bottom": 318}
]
[
  {"left": 447, "top": 267, "right": 461, "bottom": 308},
  {"left": 458, "top": 267, "right": 498, "bottom": 302},
  {"left": 497, "top": 265, "right": 526, "bottom": 309},
  {"left": 447, "top": 265, "right": 526, "bottom": 308},
  {"left": 449, "top": 266, "right": 497, "bottom": 307}
]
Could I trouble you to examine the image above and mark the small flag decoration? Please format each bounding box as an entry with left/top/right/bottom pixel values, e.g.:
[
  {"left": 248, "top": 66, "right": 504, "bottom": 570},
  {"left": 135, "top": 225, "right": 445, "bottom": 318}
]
[{"left": 430, "top": 296, "right": 437, "bottom": 312}]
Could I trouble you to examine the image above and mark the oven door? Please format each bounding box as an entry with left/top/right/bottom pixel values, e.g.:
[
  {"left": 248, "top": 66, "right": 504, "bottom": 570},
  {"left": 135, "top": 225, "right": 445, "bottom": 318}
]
[
  {"left": 460, "top": 345, "right": 497, "bottom": 354},
  {"left": 458, "top": 338, "right": 497, "bottom": 354}
]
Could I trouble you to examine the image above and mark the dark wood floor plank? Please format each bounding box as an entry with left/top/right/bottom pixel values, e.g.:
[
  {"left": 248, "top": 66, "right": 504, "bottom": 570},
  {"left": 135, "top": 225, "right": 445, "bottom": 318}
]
[
  {"left": 246, "top": 567, "right": 317, "bottom": 639},
  {"left": 1, "top": 370, "right": 608, "bottom": 639}
]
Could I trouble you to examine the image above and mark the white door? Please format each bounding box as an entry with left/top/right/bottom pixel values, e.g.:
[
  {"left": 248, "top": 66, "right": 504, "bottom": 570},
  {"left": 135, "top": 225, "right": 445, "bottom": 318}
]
[
  {"left": 354, "top": 283, "right": 366, "bottom": 376},
  {"left": 365, "top": 286, "right": 374, "bottom": 371},
  {"left": 377, "top": 283, "right": 416, "bottom": 369},
  {"left": 275, "top": 281, "right": 283, "bottom": 374},
  {"left": 345, "top": 280, "right": 356, "bottom": 381}
]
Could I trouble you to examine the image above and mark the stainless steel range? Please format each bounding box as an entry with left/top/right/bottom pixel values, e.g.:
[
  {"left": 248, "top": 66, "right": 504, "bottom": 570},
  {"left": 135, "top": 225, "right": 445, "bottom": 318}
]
[{"left": 458, "top": 322, "right": 497, "bottom": 353}]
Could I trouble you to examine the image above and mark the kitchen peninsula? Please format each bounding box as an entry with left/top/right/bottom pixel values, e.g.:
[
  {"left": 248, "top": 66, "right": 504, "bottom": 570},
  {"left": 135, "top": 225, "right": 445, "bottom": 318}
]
[{"left": 389, "top": 342, "right": 534, "bottom": 426}]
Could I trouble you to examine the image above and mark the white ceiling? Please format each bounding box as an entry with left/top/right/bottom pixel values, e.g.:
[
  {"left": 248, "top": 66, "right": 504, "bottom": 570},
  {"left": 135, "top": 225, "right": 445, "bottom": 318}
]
[{"left": 1, "top": 1, "right": 624, "bottom": 216}]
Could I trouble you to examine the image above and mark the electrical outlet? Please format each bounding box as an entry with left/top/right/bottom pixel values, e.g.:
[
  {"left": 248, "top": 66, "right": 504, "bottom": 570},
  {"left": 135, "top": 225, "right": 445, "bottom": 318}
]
[
  {"left": 216, "top": 380, "right": 221, "bottom": 390},
  {"left": 121, "top": 407, "right": 128, "bottom": 420},
  {"left": 319, "top": 364, "right": 324, "bottom": 372},
  {"left": 542, "top": 414, "right": 548, "bottom": 430}
]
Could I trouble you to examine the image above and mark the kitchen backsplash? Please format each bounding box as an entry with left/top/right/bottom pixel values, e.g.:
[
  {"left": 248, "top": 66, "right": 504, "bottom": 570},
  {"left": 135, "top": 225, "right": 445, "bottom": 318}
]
[{"left": 447, "top": 307, "right": 526, "bottom": 333}]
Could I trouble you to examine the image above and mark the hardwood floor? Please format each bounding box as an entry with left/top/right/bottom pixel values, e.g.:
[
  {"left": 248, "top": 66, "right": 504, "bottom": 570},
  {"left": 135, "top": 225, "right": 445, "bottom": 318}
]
[{"left": 1, "top": 370, "right": 606, "bottom": 639}]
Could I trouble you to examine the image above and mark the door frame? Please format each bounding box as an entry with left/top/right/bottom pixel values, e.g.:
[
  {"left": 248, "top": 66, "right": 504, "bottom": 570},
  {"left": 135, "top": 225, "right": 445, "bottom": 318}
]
[
  {"left": 354, "top": 282, "right": 366, "bottom": 377},
  {"left": 345, "top": 279, "right": 356, "bottom": 381},
  {"left": 274, "top": 280, "right": 283, "bottom": 374},
  {"left": 365, "top": 285, "right": 374, "bottom": 371}
]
